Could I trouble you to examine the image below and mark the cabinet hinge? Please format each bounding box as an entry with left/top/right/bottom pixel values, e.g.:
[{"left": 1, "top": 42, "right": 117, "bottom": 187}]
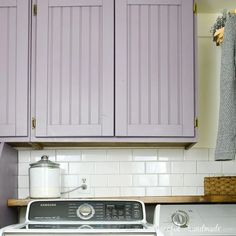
[
  {"left": 193, "top": 2, "right": 197, "bottom": 14},
  {"left": 194, "top": 118, "right": 199, "bottom": 128},
  {"left": 32, "top": 117, "right": 36, "bottom": 129},
  {"left": 33, "top": 4, "right": 37, "bottom": 16}
]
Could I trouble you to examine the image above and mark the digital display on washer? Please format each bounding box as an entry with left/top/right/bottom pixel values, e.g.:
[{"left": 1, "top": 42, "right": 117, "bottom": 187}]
[{"left": 28, "top": 201, "right": 143, "bottom": 222}]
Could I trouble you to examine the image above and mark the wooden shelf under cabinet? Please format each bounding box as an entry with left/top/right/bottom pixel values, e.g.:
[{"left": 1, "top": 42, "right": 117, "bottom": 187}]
[{"left": 8, "top": 195, "right": 236, "bottom": 207}]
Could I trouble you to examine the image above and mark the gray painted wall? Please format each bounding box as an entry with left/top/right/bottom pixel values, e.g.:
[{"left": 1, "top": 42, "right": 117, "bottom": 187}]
[{"left": 0, "top": 143, "right": 18, "bottom": 227}]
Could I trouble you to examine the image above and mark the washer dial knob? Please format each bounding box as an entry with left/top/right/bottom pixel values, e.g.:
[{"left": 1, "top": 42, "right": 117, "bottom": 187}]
[
  {"left": 171, "top": 210, "right": 189, "bottom": 228},
  {"left": 77, "top": 203, "right": 95, "bottom": 220}
]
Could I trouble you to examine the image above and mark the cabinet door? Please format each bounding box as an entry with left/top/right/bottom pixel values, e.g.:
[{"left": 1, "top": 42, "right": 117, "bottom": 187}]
[
  {"left": 0, "top": 0, "right": 29, "bottom": 137},
  {"left": 116, "top": 0, "right": 195, "bottom": 137},
  {"left": 35, "top": 0, "right": 114, "bottom": 137}
]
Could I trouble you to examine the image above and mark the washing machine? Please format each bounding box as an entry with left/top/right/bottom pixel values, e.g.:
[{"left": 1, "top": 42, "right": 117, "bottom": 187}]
[
  {"left": 154, "top": 204, "right": 236, "bottom": 236},
  {"left": 0, "top": 199, "right": 158, "bottom": 236}
]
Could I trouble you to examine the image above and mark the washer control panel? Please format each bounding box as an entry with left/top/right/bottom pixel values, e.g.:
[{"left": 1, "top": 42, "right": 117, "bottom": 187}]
[{"left": 28, "top": 200, "right": 144, "bottom": 222}]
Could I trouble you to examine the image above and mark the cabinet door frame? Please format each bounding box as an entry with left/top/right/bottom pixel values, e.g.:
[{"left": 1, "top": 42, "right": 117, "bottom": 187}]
[
  {"left": 34, "top": 0, "right": 114, "bottom": 137},
  {"left": 0, "top": 0, "right": 29, "bottom": 137},
  {"left": 115, "top": 0, "right": 195, "bottom": 137}
]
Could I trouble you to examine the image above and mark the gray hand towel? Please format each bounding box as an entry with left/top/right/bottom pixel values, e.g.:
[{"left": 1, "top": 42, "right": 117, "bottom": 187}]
[{"left": 215, "top": 16, "right": 236, "bottom": 161}]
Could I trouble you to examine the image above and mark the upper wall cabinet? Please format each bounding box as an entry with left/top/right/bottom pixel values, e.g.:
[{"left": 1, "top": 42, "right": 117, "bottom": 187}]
[
  {"left": 0, "top": 0, "right": 196, "bottom": 144},
  {"left": 115, "top": 0, "right": 195, "bottom": 137},
  {"left": 34, "top": 0, "right": 114, "bottom": 137},
  {"left": 0, "top": 0, "right": 29, "bottom": 137}
]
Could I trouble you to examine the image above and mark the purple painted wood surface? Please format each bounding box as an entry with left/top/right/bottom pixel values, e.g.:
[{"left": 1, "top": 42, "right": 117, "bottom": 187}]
[
  {"left": 35, "top": 0, "right": 114, "bottom": 137},
  {"left": 0, "top": 143, "right": 18, "bottom": 227},
  {"left": 0, "top": 0, "right": 29, "bottom": 137},
  {"left": 116, "top": 0, "right": 195, "bottom": 137}
]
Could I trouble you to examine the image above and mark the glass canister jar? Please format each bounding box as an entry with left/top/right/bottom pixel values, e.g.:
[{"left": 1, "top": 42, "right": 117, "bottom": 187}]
[{"left": 29, "top": 155, "right": 61, "bottom": 198}]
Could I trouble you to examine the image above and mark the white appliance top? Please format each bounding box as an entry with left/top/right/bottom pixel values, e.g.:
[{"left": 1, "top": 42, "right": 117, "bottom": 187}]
[
  {"left": 1, "top": 199, "right": 156, "bottom": 236},
  {"left": 154, "top": 204, "right": 236, "bottom": 236}
]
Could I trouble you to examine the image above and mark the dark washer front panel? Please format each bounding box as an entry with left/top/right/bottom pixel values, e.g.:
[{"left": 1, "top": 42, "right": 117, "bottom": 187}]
[
  {"left": 28, "top": 201, "right": 143, "bottom": 222},
  {"left": 25, "top": 224, "right": 145, "bottom": 229}
]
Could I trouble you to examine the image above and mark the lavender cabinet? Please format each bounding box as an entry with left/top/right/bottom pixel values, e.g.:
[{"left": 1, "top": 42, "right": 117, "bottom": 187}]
[
  {"left": 0, "top": 0, "right": 195, "bottom": 141},
  {"left": 0, "top": 0, "right": 29, "bottom": 137},
  {"left": 34, "top": 0, "right": 114, "bottom": 137},
  {"left": 115, "top": 0, "right": 195, "bottom": 137}
]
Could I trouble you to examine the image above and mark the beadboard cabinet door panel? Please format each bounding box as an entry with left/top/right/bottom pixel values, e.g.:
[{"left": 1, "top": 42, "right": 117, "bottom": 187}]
[
  {"left": 35, "top": 0, "right": 114, "bottom": 137},
  {"left": 116, "top": 0, "right": 195, "bottom": 137},
  {"left": 0, "top": 0, "right": 29, "bottom": 137}
]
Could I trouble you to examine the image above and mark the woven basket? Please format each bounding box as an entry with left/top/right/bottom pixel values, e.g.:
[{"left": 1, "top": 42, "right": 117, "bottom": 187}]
[{"left": 204, "top": 176, "right": 236, "bottom": 195}]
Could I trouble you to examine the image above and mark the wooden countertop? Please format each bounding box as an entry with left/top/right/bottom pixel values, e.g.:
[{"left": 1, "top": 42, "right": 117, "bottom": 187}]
[{"left": 8, "top": 195, "right": 236, "bottom": 207}]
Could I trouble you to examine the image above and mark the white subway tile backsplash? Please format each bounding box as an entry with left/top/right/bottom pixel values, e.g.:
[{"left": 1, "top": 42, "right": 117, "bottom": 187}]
[
  {"left": 59, "top": 163, "right": 69, "bottom": 175},
  {"left": 146, "top": 162, "right": 171, "bottom": 173},
  {"left": 56, "top": 150, "right": 81, "bottom": 162},
  {"left": 197, "top": 161, "right": 222, "bottom": 173},
  {"left": 95, "top": 162, "right": 119, "bottom": 174},
  {"left": 18, "top": 151, "right": 31, "bottom": 163},
  {"left": 209, "top": 173, "right": 221, "bottom": 177},
  {"left": 171, "top": 162, "right": 196, "bottom": 174},
  {"left": 18, "top": 176, "right": 29, "bottom": 188},
  {"left": 94, "top": 187, "right": 120, "bottom": 197},
  {"left": 197, "top": 187, "right": 204, "bottom": 195},
  {"left": 158, "top": 149, "right": 184, "bottom": 161},
  {"left": 18, "top": 188, "right": 29, "bottom": 199},
  {"left": 18, "top": 163, "right": 29, "bottom": 176},
  {"left": 222, "top": 161, "right": 236, "bottom": 173},
  {"left": 133, "top": 149, "right": 157, "bottom": 161},
  {"left": 18, "top": 148, "right": 229, "bottom": 198},
  {"left": 146, "top": 187, "right": 172, "bottom": 196},
  {"left": 82, "top": 150, "right": 106, "bottom": 162},
  {"left": 108, "top": 175, "right": 132, "bottom": 187},
  {"left": 91, "top": 175, "right": 108, "bottom": 187},
  {"left": 172, "top": 187, "right": 197, "bottom": 196},
  {"left": 159, "top": 174, "right": 183, "bottom": 186},
  {"left": 120, "top": 187, "right": 145, "bottom": 196},
  {"left": 30, "top": 150, "right": 56, "bottom": 162},
  {"left": 107, "top": 150, "right": 132, "bottom": 161},
  {"left": 133, "top": 175, "right": 158, "bottom": 187},
  {"left": 222, "top": 173, "right": 236, "bottom": 176},
  {"left": 120, "top": 162, "right": 145, "bottom": 174},
  {"left": 69, "top": 163, "right": 94, "bottom": 174},
  {"left": 61, "top": 175, "right": 78, "bottom": 188},
  {"left": 184, "top": 174, "right": 207, "bottom": 186},
  {"left": 184, "top": 148, "right": 209, "bottom": 161}
]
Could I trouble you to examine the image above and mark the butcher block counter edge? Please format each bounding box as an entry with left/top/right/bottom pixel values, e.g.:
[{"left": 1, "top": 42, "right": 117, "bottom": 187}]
[{"left": 7, "top": 195, "right": 236, "bottom": 207}]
